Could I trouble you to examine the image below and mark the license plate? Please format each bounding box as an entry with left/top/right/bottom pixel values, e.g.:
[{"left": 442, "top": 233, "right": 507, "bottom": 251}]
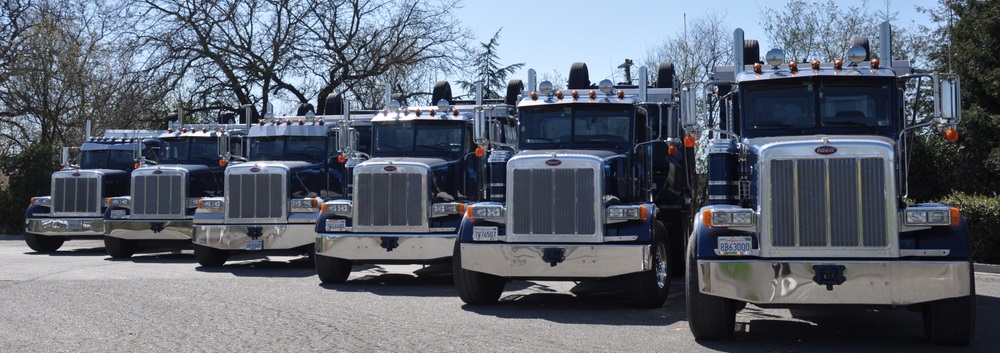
[
  {"left": 472, "top": 226, "right": 498, "bottom": 241},
  {"left": 245, "top": 239, "right": 263, "bottom": 251},
  {"left": 717, "top": 236, "right": 752, "bottom": 255},
  {"left": 325, "top": 219, "right": 346, "bottom": 232},
  {"left": 110, "top": 210, "right": 127, "bottom": 219},
  {"left": 66, "top": 220, "right": 83, "bottom": 231}
]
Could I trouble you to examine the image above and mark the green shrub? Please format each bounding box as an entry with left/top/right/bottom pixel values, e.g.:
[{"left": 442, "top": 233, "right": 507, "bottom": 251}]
[{"left": 937, "top": 192, "right": 1000, "bottom": 264}]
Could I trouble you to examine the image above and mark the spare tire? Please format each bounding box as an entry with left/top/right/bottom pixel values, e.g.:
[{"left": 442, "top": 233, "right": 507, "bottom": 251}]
[
  {"left": 850, "top": 37, "right": 871, "bottom": 61},
  {"left": 743, "top": 39, "right": 760, "bottom": 65},
  {"left": 431, "top": 81, "right": 452, "bottom": 105},
  {"left": 568, "top": 62, "right": 590, "bottom": 89},
  {"left": 655, "top": 62, "right": 676, "bottom": 89},
  {"left": 296, "top": 102, "right": 314, "bottom": 116},
  {"left": 391, "top": 92, "right": 408, "bottom": 107},
  {"left": 325, "top": 93, "right": 343, "bottom": 116},
  {"left": 504, "top": 79, "right": 523, "bottom": 105}
]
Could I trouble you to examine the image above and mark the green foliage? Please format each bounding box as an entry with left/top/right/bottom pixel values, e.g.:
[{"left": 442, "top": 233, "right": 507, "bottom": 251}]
[
  {"left": 936, "top": 192, "right": 1000, "bottom": 264},
  {"left": 0, "top": 144, "right": 58, "bottom": 234},
  {"left": 457, "top": 29, "right": 524, "bottom": 99}
]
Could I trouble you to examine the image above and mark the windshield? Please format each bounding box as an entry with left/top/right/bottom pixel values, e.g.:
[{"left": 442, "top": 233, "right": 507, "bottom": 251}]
[
  {"left": 80, "top": 149, "right": 135, "bottom": 170},
  {"left": 248, "top": 136, "right": 327, "bottom": 162},
  {"left": 373, "top": 121, "right": 466, "bottom": 158},
  {"left": 519, "top": 104, "right": 632, "bottom": 150},
  {"left": 159, "top": 138, "right": 218, "bottom": 164},
  {"left": 742, "top": 77, "right": 895, "bottom": 136}
]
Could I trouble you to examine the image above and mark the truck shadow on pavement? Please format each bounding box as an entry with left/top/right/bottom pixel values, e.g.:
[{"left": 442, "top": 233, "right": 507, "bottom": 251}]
[
  {"left": 695, "top": 294, "right": 999, "bottom": 352},
  {"left": 319, "top": 263, "right": 461, "bottom": 297},
  {"left": 193, "top": 255, "right": 317, "bottom": 278},
  {"left": 460, "top": 278, "right": 686, "bottom": 327}
]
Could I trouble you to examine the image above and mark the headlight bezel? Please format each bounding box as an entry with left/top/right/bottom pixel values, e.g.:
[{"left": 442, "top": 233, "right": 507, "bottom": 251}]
[
  {"left": 704, "top": 208, "right": 756, "bottom": 228},
  {"left": 432, "top": 202, "right": 465, "bottom": 218},
  {"left": 904, "top": 206, "right": 957, "bottom": 226},
  {"left": 321, "top": 200, "right": 352, "bottom": 217},
  {"left": 467, "top": 203, "right": 505, "bottom": 222},
  {"left": 106, "top": 196, "right": 131, "bottom": 208}
]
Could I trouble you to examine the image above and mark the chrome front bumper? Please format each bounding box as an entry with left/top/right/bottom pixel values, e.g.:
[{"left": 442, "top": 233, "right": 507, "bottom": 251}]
[
  {"left": 192, "top": 224, "right": 314, "bottom": 250},
  {"left": 460, "top": 243, "right": 651, "bottom": 278},
  {"left": 696, "top": 259, "right": 973, "bottom": 305},
  {"left": 315, "top": 233, "right": 455, "bottom": 261},
  {"left": 25, "top": 218, "right": 105, "bottom": 237},
  {"left": 105, "top": 220, "right": 194, "bottom": 240}
]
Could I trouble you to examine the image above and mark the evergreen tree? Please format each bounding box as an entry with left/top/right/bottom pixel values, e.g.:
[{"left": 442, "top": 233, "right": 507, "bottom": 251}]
[{"left": 458, "top": 29, "right": 524, "bottom": 99}]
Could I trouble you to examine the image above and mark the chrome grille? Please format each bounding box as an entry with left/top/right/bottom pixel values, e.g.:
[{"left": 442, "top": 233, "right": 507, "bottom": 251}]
[
  {"left": 131, "top": 172, "right": 185, "bottom": 218},
  {"left": 52, "top": 173, "right": 102, "bottom": 216},
  {"left": 225, "top": 172, "right": 285, "bottom": 221},
  {"left": 354, "top": 171, "right": 426, "bottom": 229},
  {"left": 770, "top": 157, "right": 887, "bottom": 248},
  {"left": 510, "top": 168, "right": 597, "bottom": 236}
]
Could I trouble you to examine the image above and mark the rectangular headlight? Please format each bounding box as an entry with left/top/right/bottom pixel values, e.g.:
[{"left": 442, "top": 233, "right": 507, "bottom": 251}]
[
  {"left": 289, "top": 198, "right": 318, "bottom": 212},
  {"left": 186, "top": 198, "right": 201, "bottom": 209},
  {"left": 469, "top": 204, "right": 504, "bottom": 221},
  {"left": 198, "top": 199, "right": 224, "bottom": 210},
  {"left": 31, "top": 197, "right": 52, "bottom": 207},
  {"left": 705, "top": 208, "right": 755, "bottom": 227},
  {"left": 106, "top": 197, "right": 131, "bottom": 208},
  {"left": 606, "top": 205, "right": 648, "bottom": 222},
  {"left": 432, "top": 203, "right": 465, "bottom": 217},
  {"left": 321, "top": 201, "right": 352, "bottom": 216},
  {"left": 904, "top": 206, "right": 956, "bottom": 226}
]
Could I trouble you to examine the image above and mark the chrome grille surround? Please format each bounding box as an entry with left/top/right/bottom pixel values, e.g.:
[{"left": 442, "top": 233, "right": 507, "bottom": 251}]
[
  {"left": 224, "top": 164, "right": 287, "bottom": 223},
  {"left": 756, "top": 136, "right": 898, "bottom": 258},
  {"left": 130, "top": 167, "right": 187, "bottom": 219},
  {"left": 506, "top": 154, "right": 603, "bottom": 243},
  {"left": 51, "top": 170, "right": 103, "bottom": 217},
  {"left": 352, "top": 161, "right": 430, "bottom": 233}
]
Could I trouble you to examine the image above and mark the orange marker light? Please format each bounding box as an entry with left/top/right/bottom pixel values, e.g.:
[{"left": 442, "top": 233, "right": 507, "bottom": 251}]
[
  {"left": 639, "top": 205, "right": 648, "bottom": 221},
  {"left": 684, "top": 135, "right": 696, "bottom": 148},
  {"left": 555, "top": 91, "right": 563, "bottom": 100},
  {"left": 667, "top": 145, "right": 678, "bottom": 156},
  {"left": 218, "top": 159, "right": 227, "bottom": 167},
  {"left": 589, "top": 90, "right": 596, "bottom": 99},
  {"left": 811, "top": 60, "right": 820, "bottom": 70},
  {"left": 950, "top": 207, "right": 961, "bottom": 226},
  {"left": 337, "top": 155, "right": 347, "bottom": 163},
  {"left": 753, "top": 62, "right": 762, "bottom": 73},
  {"left": 702, "top": 209, "right": 713, "bottom": 227},
  {"left": 945, "top": 129, "right": 959, "bottom": 143},
  {"left": 530, "top": 91, "right": 538, "bottom": 100},
  {"left": 834, "top": 60, "right": 843, "bottom": 70},
  {"left": 617, "top": 90, "right": 625, "bottom": 99},
  {"left": 871, "top": 58, "right": 880, "bottom": 69},
  {"left": 788, "top": 61, "right": 798, "bottom": 72},
  {"left": 475, "top": 147, "right": 484, "bottom": 157}
]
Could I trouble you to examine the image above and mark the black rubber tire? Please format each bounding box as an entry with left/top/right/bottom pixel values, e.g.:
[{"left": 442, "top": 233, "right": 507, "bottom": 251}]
[
  {"left": 452, "top": 241, "right": 505, "bottom": 305},
  {"left": 655, "top": 62, "right": 676, "bottom": 89},
  {"left": 104, "top": 236, "right": 138, "bottom": 259},
  {"left": 193, "top": 244, "right": 229, "bottom": 267},
  {"left": 431, "top": 81, "right": 452, "bottom": 106},
  {"left": 850, "top": 37, "right": 871, "bottom": 61},
  {"left": 315, "top": 254, "right": 353, "bottom": 284},
  {"left": 324, "top": 92, "right": 343, "bottom": 116},
  {"left": 24, "top": 233, "right": 65, "bottom": 253},
  {"left": 625, "top": 222, "right": 672, "bottom": 308},
  {"left": 743, "top": 39, "right": 760, "bottom": 65},
  {"left": 686, "top": 236, "right": 737, "bottom": 340},
  {"left": 504, "top": 79, "right": 523, "bottom": 105},
  {"left": 567, "top": 62, "right": 590, "bottom": 89}
]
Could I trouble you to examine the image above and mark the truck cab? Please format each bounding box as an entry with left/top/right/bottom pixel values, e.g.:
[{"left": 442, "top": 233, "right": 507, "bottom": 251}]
[
  {"left": 454, "top": 63, "right": 693, "bottom": 308},
  {"left": 684, "top": 23, "right": 973, "bottom": 345},
  {"left": 191, "top": 99, "right": 372, "bottom": 267},
  {"left": 103, "top": 123, "right": 246, "bottom": 258},
  {"left": 314, "top": 82, "right": 517, "bottom": 283},
  {"left": 24, "top": 129, "right": 162, "bottom": 252}
]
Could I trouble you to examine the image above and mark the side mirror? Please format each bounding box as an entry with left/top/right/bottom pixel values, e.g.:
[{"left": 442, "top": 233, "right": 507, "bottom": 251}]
[
  {"left": 937, "top": 74, "right": 961, "bottom": 123},
  {"left": 681, "top": 85, "right": 699, "bottom": 131}
]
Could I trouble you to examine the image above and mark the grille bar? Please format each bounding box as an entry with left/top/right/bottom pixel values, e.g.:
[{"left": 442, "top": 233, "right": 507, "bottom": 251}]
[
  {"left": 355, "top": 171, "right": 426, "bottom": 228},
  {"left": 226, "top": 172, "right": 285, "bottom": 221},
  {"left": 132, "top": 173, "right": 185, "bottom": 217},
  {"left": 52, "top": 175, "right": 101, "bottom": 215},
  {"left": 510, "top": 168, "right": 596, "bottom": 236},
  {"left": 770, "top": 157, "right": 887, "bottom": 248}
]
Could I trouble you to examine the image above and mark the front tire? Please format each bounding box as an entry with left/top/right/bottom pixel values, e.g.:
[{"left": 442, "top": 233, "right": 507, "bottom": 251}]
[
  {"left": 625, "top": 222, "right": 671, "bottom": 308},
  {"left": 923, "top": 258, "right": 975, "bottom": 345},
  {"left": 24, "top": 233, "right": 65, "bottom": 253},
  {"left": 686, "top": 236, "right": 737, "bottom": 340},
  {"left": 193, "top": 244, "right": 229, "bottom": 267},
  {"left": 104, "top": 236, "right": 138, "bottom": 259},
  {"left": 315, "top": 254, "right": 353, "bottom": 284},
  {"left": 453, "top": 241, "right": 505, "bottom": 305}
]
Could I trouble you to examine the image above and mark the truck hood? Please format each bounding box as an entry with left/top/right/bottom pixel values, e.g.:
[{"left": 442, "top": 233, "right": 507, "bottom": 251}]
[{"left": 363, "top": 157, "right": 452, "bottom": 169}]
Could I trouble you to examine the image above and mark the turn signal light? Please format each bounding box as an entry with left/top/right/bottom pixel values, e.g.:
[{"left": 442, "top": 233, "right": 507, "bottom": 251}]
[
  {"left": 684, "top": 135, "right": 696, "bottom": 148},
  {"left": 475, "top": 147, "right": 484, "bottom": 157},
  {"left": 950, "top": 207, "right": 961, "bottom": 226},
  {"left": 667, "top": 145, "right": 678, "bottom": 156},
  {"left": 218, "top": 159, "right": 227, "bottom": 167},
  {"left": 945, "top": 129, "right": 959, "bottom": 143},
  {"left": 337, "top": 155, "right": 347, "bottom": 163}
]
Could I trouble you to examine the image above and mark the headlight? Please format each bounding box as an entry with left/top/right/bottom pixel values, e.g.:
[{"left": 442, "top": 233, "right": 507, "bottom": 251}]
[
  {"left": 432, "top": 203, "right": 465, "bottom": 217},
  {"left": 186, "top": 198, "right": 201, "bottom": 209},
  {"left": 468, "top": 204, "right": 504, "bottom": 221},
  {"left": 704, "top": 208, "right": 755, "bottom": 227},
  {"left": 321, "top": 201, "right": 352, "bottom": 216},
  {"left": 106, "top": 197, "right": 131, "bottom": 208},
  {"left": 30, "top": 197, "right": 52, "bottom": 207},
  {"left": 289, "top": 198, "right": 318, "bottom": 212},
  {"left": 198, "top": 199, "right": 224, "bottom": 210},
  {"left": 904, "top": 206, "right": 957, "bottom": 226},
  {"left": 606, "top": 205, "right": 648, "bottom": 222}
]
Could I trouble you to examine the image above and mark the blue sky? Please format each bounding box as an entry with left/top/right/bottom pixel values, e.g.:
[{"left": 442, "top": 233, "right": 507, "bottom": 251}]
[{"left": 447, "top": 0, "right": 941, "bottom": 92}]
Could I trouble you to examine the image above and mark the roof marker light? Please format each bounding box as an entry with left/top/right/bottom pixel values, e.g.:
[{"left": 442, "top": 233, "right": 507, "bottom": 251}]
[
  {"left": 812, "top": 60, "right": 820, "bottom": 70},
  {"left": 617, "top": 90, "right": 624, "bottom": 99},
  {"left": 753, "top": 62, "right": 762, "bottom": 73},
  {"left": 530, "top": 91, "right": 538, "bottom": 100},
  {"left": 589, "top": 90, "right": 596, "bottom": 100},
  {"left": 556, "top": 91, "right": 563, "bottom": 100},
  {"left": 788, "top": 61, "right": 798, "bottom": 72},
  {"left": 834, "top": 60, "right": 843, "bottom": 70},
  {"left": 871, "top": 58, "right": 880, "bottom": 69}
]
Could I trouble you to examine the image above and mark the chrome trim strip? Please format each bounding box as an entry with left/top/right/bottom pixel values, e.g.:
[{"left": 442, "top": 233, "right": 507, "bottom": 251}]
[
  {"left": 697, "top": 259, "right": 971, "bottom": 305},
  {"left": 460, "top": 243, "right": 651, "bottom": 277},
  {"left": 899, "top": 249, "right": 950, "bottom": 257},
  {"left": 105, "top": 220, "right": 193, "bottom": 240},
  {"left": 315, "top": 233, "right": 455, "bottom": 260},
  {"left": 192, "top": 224, "right": 314, "bottom": 250},
  {"left": 25, "top": 218, "right": 105, "bottom": 237}
]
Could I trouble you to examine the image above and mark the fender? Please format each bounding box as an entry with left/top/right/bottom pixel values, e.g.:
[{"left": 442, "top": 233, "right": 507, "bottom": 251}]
[
  {"left": 25, "top": 204, "right": 50, "bottom": 218},
  {"left": 457, "top": 216, "right": 507, "bottom": 243},
  {"left": 902, "top": 203, "right": 972, "bottom": 259},
  {"left": 691, "top": 206, "right": 758, "bottom": 258}
]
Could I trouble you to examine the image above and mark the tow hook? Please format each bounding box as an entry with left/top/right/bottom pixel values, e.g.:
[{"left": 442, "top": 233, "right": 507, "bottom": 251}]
[
  {"left": 812, "top": 264, "right": 847, "bottom": 290},
  {"left": 246, "top": 226, "right": 263, "bottom": 239},
  {"left": 542, "top": 248, "right": 566, "bottom": 267},
  {"left": 150, "top": 222, "right": 164, "bottom": 233},
  {"left": 380, "top": 237, "right": 399, "bottom": 252}
]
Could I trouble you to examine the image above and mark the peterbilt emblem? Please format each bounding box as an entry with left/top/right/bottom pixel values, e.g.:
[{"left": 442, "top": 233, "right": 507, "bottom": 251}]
[
  {"left": 815, "top": 146, "right": 837, "bottom": 155},
  {"left": 72, "top": 172, "right": 81, "bottom": 177},
  {"left": 250, "top": 167, "right": 261, "bottom": 172},
  {"left": 384, "top": 166, "right": 397, "bottom": 172},
  {"left": 545, "top": 159, "right": 562, "bottom": 166},
  {"left": 152, "top": 170, "right": 163, "bottom": 174}
]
